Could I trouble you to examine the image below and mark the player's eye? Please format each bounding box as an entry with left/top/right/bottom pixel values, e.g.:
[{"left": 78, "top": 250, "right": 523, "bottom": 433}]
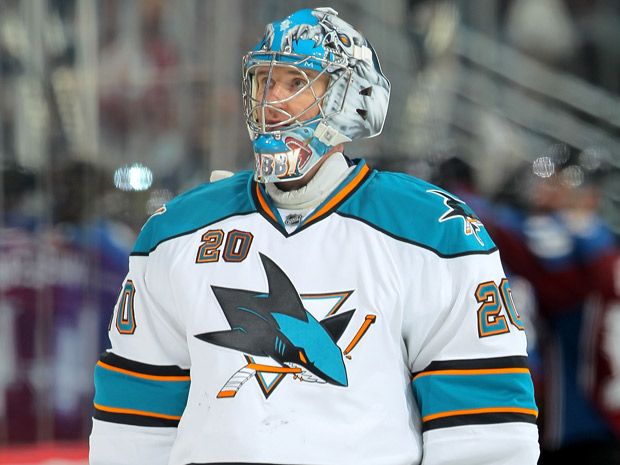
[
  {"left": 291, "top": 78, "right": 307, "bottom": 90},
  {"left": 257, "top": 76, "right": 268, "bottom": 88}
]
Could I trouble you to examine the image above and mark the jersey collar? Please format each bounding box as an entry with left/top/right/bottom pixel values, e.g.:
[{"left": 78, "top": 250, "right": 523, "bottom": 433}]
[{"left": 251, "top": 159, "right": 371, "bottom": 236}]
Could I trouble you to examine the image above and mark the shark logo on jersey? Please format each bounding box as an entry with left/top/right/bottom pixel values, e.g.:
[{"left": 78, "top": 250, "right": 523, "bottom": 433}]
[
  {"left": 428, "top": 189, "right": 485, "bottom": 246},
  {"left": 195, "top": 253, "right": 376, "bottom": 398}
]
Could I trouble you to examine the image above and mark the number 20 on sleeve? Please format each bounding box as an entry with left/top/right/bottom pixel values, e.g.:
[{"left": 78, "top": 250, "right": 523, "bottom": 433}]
[{"left": 475, "top": 278, "right": 524, "bottom": 338}]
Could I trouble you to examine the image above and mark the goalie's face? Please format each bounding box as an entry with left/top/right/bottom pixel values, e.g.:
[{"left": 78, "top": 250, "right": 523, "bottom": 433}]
[{"left": 250, "top": 64, "right": 330, "bottom": 131}]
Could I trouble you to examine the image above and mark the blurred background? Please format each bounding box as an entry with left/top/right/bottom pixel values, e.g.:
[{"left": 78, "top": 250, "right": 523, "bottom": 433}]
[{"left": 0, "top": 0, "right": 619, "bottom": 464}]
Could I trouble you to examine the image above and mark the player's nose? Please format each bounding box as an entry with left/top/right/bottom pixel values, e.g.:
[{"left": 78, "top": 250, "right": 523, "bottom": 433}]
[{"left": 264, "top": 81, "right": 291, "bottom": 105}]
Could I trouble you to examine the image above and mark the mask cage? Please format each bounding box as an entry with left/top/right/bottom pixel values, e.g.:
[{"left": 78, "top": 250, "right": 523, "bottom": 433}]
[{"left": 242, "top": 51, "right": 351, "bottom": 135}]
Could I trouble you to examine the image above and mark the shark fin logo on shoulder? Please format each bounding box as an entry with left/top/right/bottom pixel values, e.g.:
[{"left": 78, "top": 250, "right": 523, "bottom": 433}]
[
  {"left": 428, "top": 189, "right": 485, "bottom": 246},
  {"left": 195, "top": 253, "right": 376, "bottom": 399}
]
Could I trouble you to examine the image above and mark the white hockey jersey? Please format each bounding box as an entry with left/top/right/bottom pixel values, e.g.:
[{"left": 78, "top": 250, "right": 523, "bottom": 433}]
[{"left": 90, "top": 160, "right": 539, "bottom": 465}]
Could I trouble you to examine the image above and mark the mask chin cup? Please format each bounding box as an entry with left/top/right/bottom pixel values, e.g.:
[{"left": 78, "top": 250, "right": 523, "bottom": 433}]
[{"left": 252, "top": 127, "right": 333, "bottom": 184}]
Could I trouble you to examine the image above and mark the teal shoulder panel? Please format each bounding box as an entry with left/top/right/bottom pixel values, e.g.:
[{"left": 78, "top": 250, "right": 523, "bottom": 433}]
[
  {"left": 133, "top": 171, "right": 256, "bottom": 255},
  {"left": 338, "top": 170, "right": 496, "bottom": 257}
]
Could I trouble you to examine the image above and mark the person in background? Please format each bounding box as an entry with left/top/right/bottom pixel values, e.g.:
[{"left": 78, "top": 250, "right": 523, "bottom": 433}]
[
  {"left": 90, "top": 8, "right": 539, "bottom": 464},
  {"left": 46, "top": 160, "right": 133, "bottom": 439},
  {"left": 481, "top": 158, "right": 620, "bottom": 464},
  {"left": 0, "top": 163, "right": 39, "bottom": 443},
  {"left": 0, "top": 159, "right": 133, "bottom": 444}
]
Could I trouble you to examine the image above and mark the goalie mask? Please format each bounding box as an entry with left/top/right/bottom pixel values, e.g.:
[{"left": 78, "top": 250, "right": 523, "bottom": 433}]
[{"left": 242, "top": 7, "right": 391, "bottom": 183}]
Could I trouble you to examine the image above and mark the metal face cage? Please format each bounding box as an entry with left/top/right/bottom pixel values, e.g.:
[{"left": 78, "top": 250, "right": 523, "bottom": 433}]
[{"left": 242, "top": 51, "right": 351, "bottom": 135}]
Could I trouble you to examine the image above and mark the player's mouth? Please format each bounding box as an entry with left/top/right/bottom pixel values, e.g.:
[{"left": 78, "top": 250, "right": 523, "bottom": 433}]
[{"left": 266, "top": 119, "right": 295, "bottom": 130}]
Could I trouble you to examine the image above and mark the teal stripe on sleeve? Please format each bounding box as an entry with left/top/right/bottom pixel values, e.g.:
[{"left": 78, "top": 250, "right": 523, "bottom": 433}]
[
  {"left": 94, "top": 363, "right": 190, "bottom": 418},
  {"left": 411, "top": 371, "right": 537, "bottom": 420}
]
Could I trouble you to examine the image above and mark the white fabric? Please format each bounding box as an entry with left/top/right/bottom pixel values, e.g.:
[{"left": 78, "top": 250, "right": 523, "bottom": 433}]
[
  {"left": 89, "top": 419, "right": 177, "bottom": 465},
  {"left": 422, "top": 423, "right": 540, "bottom": 465},
  {"left": 90, "top": 208, "right": 538, "bottom": 464},
  {"left": 266, "top": 151, "right": 354, "bottom": 233}
]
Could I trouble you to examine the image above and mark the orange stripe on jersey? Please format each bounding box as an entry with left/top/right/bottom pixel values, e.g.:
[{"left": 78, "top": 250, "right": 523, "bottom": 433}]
[
  {"left": 94, "top": 403, "right": 183, "bottom": 420},
  {"left": 412, "top": 367, "right": 530, "bottom": 381},
  {"left": 255, "top": 184, "right": 278, "bottom": 222},
  {"left": 423, "top": 406, "right": 539, "bottom": 422},
  {"left": 246, "top": 363, "right": 302, "bottom": 374},
  {"left": 304, "top": 164, "right": 370, "bottom": 226}
]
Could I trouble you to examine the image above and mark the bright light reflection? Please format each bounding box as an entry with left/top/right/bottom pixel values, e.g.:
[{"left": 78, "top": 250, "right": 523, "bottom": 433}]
[
  {"left": 579, "top": 147, "right": 603, "bottom": 171},
  {"left": 114, "top": 163, "right": 153, "bottom": 191},
  {"left": 532, "top": 157, "right": 555, "bottom": 178},
  {"left": 560, "top": 165, "right": 584, "bottom": 188}
]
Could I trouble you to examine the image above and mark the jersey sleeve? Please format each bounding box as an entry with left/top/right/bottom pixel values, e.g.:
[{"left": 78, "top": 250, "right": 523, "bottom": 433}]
[
  {"left": 404, "top": 249, "right": 540, "bottom": 465},
  {"left": 89, "top": 239, "right": 191, "bottom": 465}
]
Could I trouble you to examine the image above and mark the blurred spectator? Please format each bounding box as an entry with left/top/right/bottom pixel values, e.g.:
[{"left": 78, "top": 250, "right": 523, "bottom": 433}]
[
  {"left": 0, "top": 159, "right": 133, "bottom": 444},
  {"left": 0, "top": 163, "right": 40, "bottom": 443},
  {"left": 45, "top": 160, "right": 133, "bottom": 439},
  {"left": 506, "top": 0, "right": 578, "bottom": 65},
  {"left": 502, "top": 0, "right": 620, "bottom": 93},
  {"left": 434, "top": 153, "right": 620, "bottom": 463},
  {"left": 484, "top": 159, "right": 620, "bottom": 464},
  {"left": 98, "top": 0, "right": 184, "bottom": 187},
  {"left": 1, "top": 162, "right": 38, "bottom": 229}
]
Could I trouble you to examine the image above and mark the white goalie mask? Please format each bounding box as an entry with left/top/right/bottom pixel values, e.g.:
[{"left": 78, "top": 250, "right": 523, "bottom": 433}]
[{"left": 242, "top": 7, "right": 391, "bottom": 183}]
